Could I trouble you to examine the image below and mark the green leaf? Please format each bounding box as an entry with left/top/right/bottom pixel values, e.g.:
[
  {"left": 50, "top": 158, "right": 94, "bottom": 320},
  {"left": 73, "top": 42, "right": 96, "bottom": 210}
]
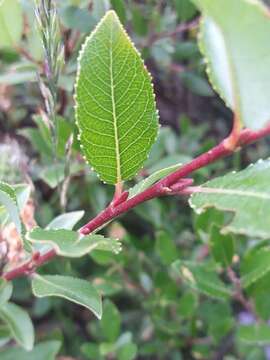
[
  {"left": 27, "top": 227, "right": 121, "bottom": 257},
  {"left": 210, "top": 225, "right": 234, "bottom": 267},
  {"left": 172, "top": 260, "right": 232, "bottom": 300},
  {"left": 240, "top": 247, "right": 270, "bottom": 289},
  {"left": 115, "top": 333, "right": 137, "bottom": 360},
  {"left": 46, "top": 211, "right": 85, "bottom": 230},
  {"left": 128, "top": 163, "right": 181, "bottom": 198},
  {"left": 0, "top": 182, "right": 21, "bottom": 234},
  {"left": 155, "top": 230, "right": 178, "bottom": 265},
  {"left": 174, "top": 0, "right": 197, "bottom": 22},
  {"left": 100, "top": 300, "right": 121, "bottom": 342},
  {"left": 178, "top": 291, "right": 198, "bottom": 318},
  {"left": 0, "top": 280, "right": 12, "bottom": 307},
  {"left": 194, "top": 0, "right": 270, "bottom": 130},
  {"left": 0, "top": 0, "right": 23, "bottom": 49},
  {"left": 14, "top": 184, "right": 31, "bottom": 212},
  {"left": 32, "top": 274, "right": 102, "bottom": 319},
  {"left": 0, "top": 302, "right": 34, "bottom": 351},
  {"left": 111, "top": 0, "right": 126, "bottom": 24},
  {"left": 180, "top": 72, "right": 214, "bottom": 97},
  {"left": 117, "top": 343, "right": 137, "bottom": 360},
  {"left": 75, "top": 10, "right": 158, "bottom": 184},
  {"left": 0, "top": 325, "right": 11, "bottom": 347},
  {"left": 237, "top": 324, "right": 270, "bottom": 345},
  {"left": 60, "top": 6, "right": 96, "bottom": 33},
  {"left": 39, "top": 163, "right": 65, "bottom": 188},
  {"left": 0, "top": 340, "right": 61, "bottom": 360},
  {"left": 0, "top": 69, "right": 36, "bottom": 85},
  {"left": 189, "top": 159, "right": 270, "bottom": 238}
]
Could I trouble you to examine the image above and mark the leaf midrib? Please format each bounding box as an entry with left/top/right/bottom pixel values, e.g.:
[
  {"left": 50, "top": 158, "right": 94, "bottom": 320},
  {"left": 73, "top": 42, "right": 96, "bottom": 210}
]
[
  {"left": 109, "top": 21, "right": 121, "bottom": 184},
  {"left": 196, "top": 187, "right": 270, "bottom": 200},
  {"left": 33, "top": 275, "right": 101, "bottom": 318}
]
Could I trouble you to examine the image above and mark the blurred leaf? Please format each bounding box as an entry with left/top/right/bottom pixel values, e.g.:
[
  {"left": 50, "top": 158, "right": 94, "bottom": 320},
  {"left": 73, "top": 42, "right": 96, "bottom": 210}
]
[
  {"left": 100, "top": 300, "right": 121, "bottom": 342},
  {"left": 178, "top": 291, "right": 198, "bottom": 317},
  {"left": 14, "top": 184, "right": 31, "bottom": 212},
  {"left": 111, "top": 0, "right": 126, "bottom": 24},
  {"left": 115, "top": 333, "right": 137, "bottom": 360},
  {"left": 240, "top": 247, "right": 270, "bottom": 289},
  {"left": 60, "top": 6, "right": 96, "bottom": 32},
  {"left": 180, "top": 72, "right": 214, "bottom": 97},
  {"left": 151, "top": 38, "right": 174, "bottom": 67},
  {"left": 174, "top": 41, "right": 199, "bottom": 61},
  {"left": 129, "top": 163, "right": 182, "bottom": 198},
  {"left": 0, "top": 340, "right": 61, "bottom": 360},
  {"left": 92, "top": 0, "right": 110, "bottom": 19},
  {"left": 81, "top": 342, "right": 101, "bottom": 359},
  {"left": 155, "top": 230, "right": 178, "bottom": 265},
  {"left": 0, "top": 69, "right": 36, "bottom": 85},
  {"left": 172, "top": 260, "right": 232, "bottom": 300},
  {"left": 0, "top": 280, "right": 12, "bottom": 307},
  {"left": 195, "top": 0, "right": 270, "bottom": 129},
  {"left": 75, "top": 10, "right": 158, "bottom": 184},
  {"left": 0, "top": 0, "right": 23, "bottom": 49},
  {"left": 0, "top": 182, "right": 21, "bottom": 234},
  {"left": 190, "top": 159, "right": 270, "bottom": 238},
  {"left": 131, "top": 5, "right": 148, "bottom": 36},
  {"left": 19, "top": 127, "right": 53, "bottom": 160},
  {"left": 56, "top": 117, "right": 73, "bottom": 157},
  {"left": 210, "top": 225, "right": 234, "bottom": 267},
  {"left": 0, "top": 325, "right": 11, "bottom": 347},
  {"left": 27, "top": 227, "right": 122, "bottom": 257},
  {"left": 237, "top": 324, "right": 270, "bottom": 345},
  {"left": 0, "top": 302, "right": 34, "bottom": 350},
  {"left": 117, "top": 342, "right": 137, "bottom": 360},
  {"left": 32, "top": 274, "right": 102, "bottom": 319},
  {"left": 174, "top": 0, "right": 197, "bottom": 21},
  {"left": 93, "top": 275, "right": 123, "bottom": 296},
  {"left": 46, "top": 211, "right": 85, "bottom": 230}
]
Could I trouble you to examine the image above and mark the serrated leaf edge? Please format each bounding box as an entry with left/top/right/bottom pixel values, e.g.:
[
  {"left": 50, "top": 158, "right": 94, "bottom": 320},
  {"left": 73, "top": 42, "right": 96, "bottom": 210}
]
[{"left": 74, "top": 10, "right": 159, "bottom": 184}]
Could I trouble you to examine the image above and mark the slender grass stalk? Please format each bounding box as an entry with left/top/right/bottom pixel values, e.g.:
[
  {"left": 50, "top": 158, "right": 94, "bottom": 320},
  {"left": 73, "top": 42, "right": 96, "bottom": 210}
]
[{"left": 35, "top": 0, "right": 64, "bottom": 157}]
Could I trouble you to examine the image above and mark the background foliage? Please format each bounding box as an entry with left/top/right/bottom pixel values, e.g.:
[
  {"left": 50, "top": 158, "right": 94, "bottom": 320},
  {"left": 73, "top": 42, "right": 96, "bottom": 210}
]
[{"left": 1, "top": 0, "right": 270, "bottom": 359}]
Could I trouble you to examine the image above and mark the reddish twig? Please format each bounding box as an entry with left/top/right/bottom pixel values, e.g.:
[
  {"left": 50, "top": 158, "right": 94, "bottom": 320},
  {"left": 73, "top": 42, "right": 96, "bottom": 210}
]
[
  {"left": 3, "top": 249, "right": 55, "bottom": 281},
  {"left": 2, "top": 123, "right": 270, "bottom": 281},
  {"left": 80, "top": 123, "right": 270, "bottom": 235},
  {"left": 144, "top": 18, "right": 199, "bottom": 47}
]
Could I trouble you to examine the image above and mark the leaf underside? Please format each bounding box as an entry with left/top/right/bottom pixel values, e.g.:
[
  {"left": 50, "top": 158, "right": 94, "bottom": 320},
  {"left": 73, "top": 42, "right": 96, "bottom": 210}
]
[
  {"left": 190, "top": 159, "right": 270, "bottom": 238},
  {"left": 27, "top": 227, "right": 121, "bottom": 257},
  {"left": 75, "top": 10, "right": 158, "bottom": 184},
  {"left": 194, "top": 0, "right": 270, "bottom": 130}
]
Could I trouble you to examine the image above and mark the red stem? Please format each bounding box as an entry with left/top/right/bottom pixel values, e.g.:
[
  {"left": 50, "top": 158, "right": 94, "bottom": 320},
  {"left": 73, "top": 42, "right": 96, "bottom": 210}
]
[
  {"left": 3, "top": 249, "right": 56, "bottom": 281},
  {"left": 2, "top": 123, "right": 270, "bottom": 281}
]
